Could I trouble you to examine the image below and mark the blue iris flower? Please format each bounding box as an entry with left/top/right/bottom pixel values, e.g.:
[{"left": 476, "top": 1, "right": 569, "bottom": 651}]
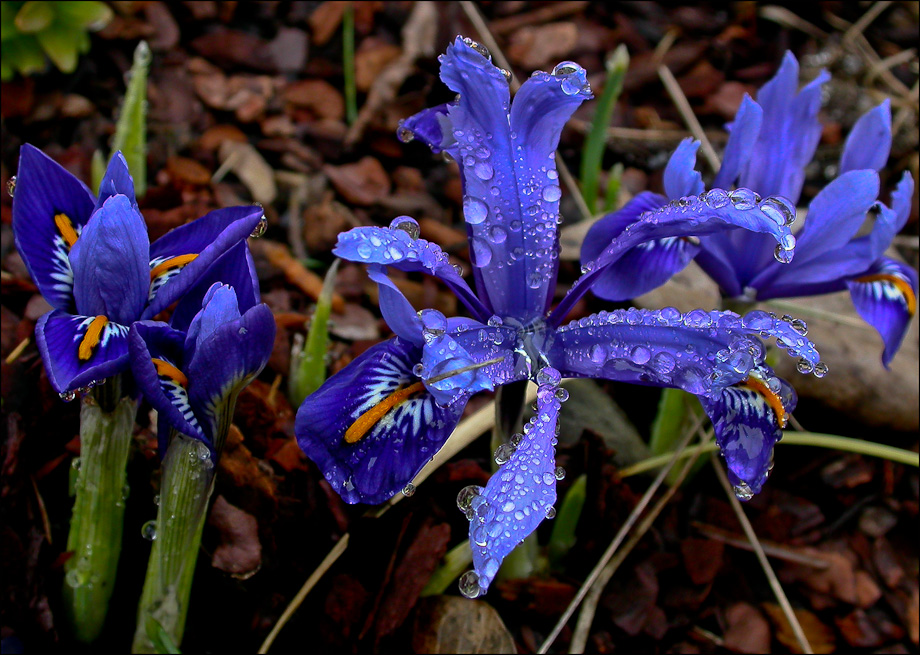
[
  {"left": 128, "top": 281, "right": 275, "bottom": 456},
  {"left": 11, "top": 145, "right": 266, "bottom": 395},
  {"left": 584, "top": 52, "right": 916, "bottom": 368},
  {"left": 295, "top": 37, "right": 824, "bottom": 597}
]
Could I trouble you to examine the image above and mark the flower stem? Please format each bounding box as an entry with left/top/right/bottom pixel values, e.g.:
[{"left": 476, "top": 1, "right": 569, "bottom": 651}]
[
  {"left": 132, "top": 433, "right": 216, "bottom": 653},
  {"left": 63, "top": 386, "right": 136, "bottom": 643}
]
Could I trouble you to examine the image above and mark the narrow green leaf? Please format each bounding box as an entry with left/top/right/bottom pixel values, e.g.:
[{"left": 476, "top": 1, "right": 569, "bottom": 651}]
[
  {"left": 289, "top": 260, "right": 339, "bottom": 406},
  {"left": 602, "top": 162, "right": 624, "bottom": 213},
  {"left": 548, "top": 474, "right": 586, "bottom": 566},
  {"left": 579, "top": 44, "right": 629, "bottom": 215},
  {"left": 110, "top": 40, "right": 150, "bottom": 197},
  {"left": 91, "top": 148, "right": 106, "bottom": 195},
  {"left": 342, "top": 2, "right": 357, "bottom": 124},
  {"left": 146, "top": 617, "right": 182, "bottom": 654},
  {"left": 649, "top": 387, "right": 689, "bottom": 456},
  {"left": 421, "top": 540, "right": 474, "bottom": 597}
]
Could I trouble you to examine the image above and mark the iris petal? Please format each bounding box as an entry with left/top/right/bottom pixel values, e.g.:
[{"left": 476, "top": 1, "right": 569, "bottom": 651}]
[
  {"left": 468, "top": 374, "right": 561, "bottom": 594},
  {"left": 295, "top": 338, "right": 465, "bottom": 504},
  {"left": 186, "top": 303, "right": 275, "bottom": 445},
  {"left": 94, "top": 151, "right": 138, "bottom": 213},
  {"left": 12, "top": 144, "right": 96, "bottom": 312},
  {"left": 701, "top": 368, "right": 796, "bottom": 496},
  {"left": 36, "top": 310, "right": 130, "bottom": 393},
  {"left": 129, "top": 321, "right": 205, "bottom": 450},
  {"left": 712, "top": 95, "right": 763, "bottom": 190},
  {"left": 145, "top": 206, "right": 264, "bottom": 318},
  {"left": 846, "top": 258, "right": 917, "bottom": 368},
  {"left": 663, "top": 139, "right": 704, "bottom": 198},
  {"left": 69, "top": 194, "right": 150, "bottom": 325},
  {"left": 334, "top": 223, "right": 489, "bottom": 320},
  {"left": 839, "top": 100, "right": 891, "bottom": 175},
  {"left": 554, "top": 189, "right": 798, "bottom": 326}
]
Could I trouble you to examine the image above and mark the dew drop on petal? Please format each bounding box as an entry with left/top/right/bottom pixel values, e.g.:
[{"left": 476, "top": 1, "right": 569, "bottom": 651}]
[
  {"left": 542, "top": 185, "right": 562, "bottom": 202},
  {"left": 60, "top": 390, "right": 77, "bottom": 402},
  {"left": 554, "top": 466, "right": 566, "bottom": 481},
  {"left": 389, "top": 216, "right": 420, "bottom": 239},
  {"left": 457, "top": 485, "right": 482, "bottom": 513},
  {"left": 473, "top": 161, "right": 494, "bottom": 181},
  {"left": 813, "top": 361, "right": 829, "bottom": 378},
  {"left": 470, "top": 238, "right": 493, "bottom": 267},
  {"left": 774, "top": 244, "right": 795, "bottom": 264},
  {"left": 402, "top": 483, "right": 416, "bottom": 497},
  {"left": 459, "top": 570, "right": 482, "bottom": 598},
  {"left": 733, "top": 482, "right": 754, "bottom": 501},
  {"left": 250, "top": 216, "right": 268, "bottom": 238},
  {"left": 7, "top": 176, "right": 15, "bottom": 197},
  {"left": 463, "top": 196, "right": 489, "bottom": 225}
]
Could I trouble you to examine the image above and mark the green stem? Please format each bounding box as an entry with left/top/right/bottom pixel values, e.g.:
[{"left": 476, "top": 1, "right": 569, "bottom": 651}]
[
  {"left": 619, "top": 432, "right": 919, "bottom": 479},
  {"left": 420, "top": 540, "right": 473, "bottom": 597},
  {"left": 63, "top": 389, "right": 137, "bottom": 643},
  {"left": 342, "top": 3, "right": 357, "bottom": 125},
  {"left": 132, "top": 433, "right": 216, "bottom": 653}
]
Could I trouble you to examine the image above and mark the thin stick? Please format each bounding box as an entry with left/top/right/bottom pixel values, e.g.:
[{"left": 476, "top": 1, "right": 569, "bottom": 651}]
[
  {"left": 5, "top": 337, "right": 30, "bottom": 364},
  {"left": 843, "top": 1, "right": 892, "bottom": 45},
  {"left": 258, "top": 534, "right": 351, "bottom": 653},
  {"left": 567, "top": 427, "right": 710, "bottom": 653},
  {"left": 759, "top": 5, "right": 828, "bottom": 40},
  {"left": 538, "top": 413, "right": 707, "bottom": 653},
  {"left": 658, "top": 65, "right": 721, "bottom": 173},
  {"left": 458, "top": 0, "right": 592, "bottom": 222},
  {"left": 691, "top": 522, "right": 830, "bottom": 568},
  {"left": 711, "top": 454, "right": 814, "bottom": 654}
]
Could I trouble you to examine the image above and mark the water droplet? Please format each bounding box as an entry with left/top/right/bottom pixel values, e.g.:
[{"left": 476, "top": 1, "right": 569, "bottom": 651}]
[
  {"left": 473, "top": 161, "right": 494, "bottom": 180},
  {"left": 652, "top": 352, "right": 676, "bottom": 374},
  {"left": 470, "top": 238, "right": 493, "bottom": 267},
  {"left": 396, "top": 120, "right": 414, "bottom": 143},
  {"left": 488, "top": 225, "right": 507, "bottom": 244},
  {"left": 774, "top": 244, "right": 794, "bottom": 263},
  {"left": 500, "top": 68, "right": 512, "bottom": 83},
  {"left": 494, "top": 443, "right": 515, "bottom": 465},
  {"left": 402, "top": 483, "right": 416, "bottom": 497},
  {"left": 7, "top": 176, "right": 16, "bottom": 197},
  {"left": 701, "top": 188, "right": 730, "bottom": 209},
  {"left": 59, "top": 390, "right": 77, "bottom": 402},
  {"left": 790, "top": 318, "right": 808, "bottom": 336},
  {"left": 554, "top": 466, "right": 566, "bottom": 481},
  {"left": 536, "top": 367, "right": 561, "bottom": 387},
  {"left": 733, "top": 482, "right": 754, "bottom": 501},
  {"left": 71, "top": 457, "right": 82, "bottom": 471},
  {"left": 463, "top": 196, "right": 489, "bottom": 225},
  {"left": 452, "top": 263, "right": 464, "bottom": 276},
  {"left": 458, "top": 570, "right": 482, "bottom": 598},
  {"left": 510, "top": 433, "right": 523, "bottom": 447},
  {"left": 153, "top": 494, "right": 160, "bottom": 506},
  {"left": 122, "top": 483, "right": 130, "bottom": 501},
  {"left": 542, "top": 185, "right": 562, "bottom": 202},
  {"left": 141, "top": 520, "right": 158, "bottom": 541},
  {"left": 813, "top": 361, "right": 829, "bottom": 378},
  {"left": 759, "top": 196, "right": 796, "bottom": 226},
  {"left": 457, "top": 485, "right": 483, "bottom": 513},
  {"left": 462, "top": 37, "right": 491, "bottom": 60},
  {"left": 65, "top": 568, "right": 87, "bottom": 588},
  {"left": 250, "top": 216, "right": 268, "bottom": 238},
  {"left": 729, "top": 188, "right": 758, "bottom": 210},
  {"left": 555, "top": 387, "right": 569, "bottom": 402},
  {"left": 796, "top": 358, "right": 814, "bottom": 374},
  {"left": 527, "top": 271, "right": 543, "bottom": 289},
  {"left": 631, "top": 346, "right": 651, "bottom": 364},
  {"left": 551, "top": 61, "right": 590, "bottom": 94}
]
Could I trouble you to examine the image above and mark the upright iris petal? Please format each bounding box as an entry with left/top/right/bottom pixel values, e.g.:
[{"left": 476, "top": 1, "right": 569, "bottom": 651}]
[{"left": 296, "top": 37, "right": 826, "bottom": 597}]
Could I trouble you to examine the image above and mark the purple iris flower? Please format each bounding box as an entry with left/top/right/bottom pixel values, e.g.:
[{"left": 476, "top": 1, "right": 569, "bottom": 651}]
[
  {"left": 11, "top": 144, "right": 266, "bottom": 395},
  {"left": 295, "top": 37, "right": 824, "bottom": 596},
  {"left": 584, "top": 52, "right": 917, "bottom": 367},
  {"left": 128, "top": 281, "right": 275, "bottom": 455}
]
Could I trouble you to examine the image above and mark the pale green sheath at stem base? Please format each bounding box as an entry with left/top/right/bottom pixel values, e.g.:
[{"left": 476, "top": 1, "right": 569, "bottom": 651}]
[
  {"left": 63, "top": 378, "right": 136, "bottom": 643},
  {"left": 132, "top": 432, "right": 216, "bottom": 654}
]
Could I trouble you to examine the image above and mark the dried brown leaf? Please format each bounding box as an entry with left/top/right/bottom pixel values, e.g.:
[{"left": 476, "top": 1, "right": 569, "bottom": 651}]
[
  {"left": 209, "top": 495, "right": 262, "bottom": 579},
  {"left": 762, "top": 603, "right": 835, "bottom": 654},
  {"left": 723, "top": 602, "right": 770, "bottom": 653},
  {"left": 323, "top": 156, "right": 390, "bottom": 206},
  {"left": 412, "top": 596, "right": 516, "bottom": 654}
]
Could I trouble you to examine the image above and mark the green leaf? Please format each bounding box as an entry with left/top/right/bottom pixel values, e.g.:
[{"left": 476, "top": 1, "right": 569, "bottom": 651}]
[
  {"left": 110, "top": 40, "right": 150, "bottom": 197},
  {"left": 288, "top": 259, "right": 339, "bottom": 406},
  {"left": 579, "top": 44, "right": 629, "bottom": 215},
  {"left": 420, "top": 540, "right": 474, "bottom": 597},
  {"left": 13, "top": 1, "right": 53, "bottom": 34},
  {"left": 34, "top": 21, "right": 80, "bottom": 72},
  {"left": 602, "top": 162, "right": 623, "bottom": 213},
  {"left": 548, "top": 474, "right": 586, "bottom": 566},
  {"left": 56, "top": 1, "right": 113, "bottom": 31},
  {"left": 2, "top": 34, "right": 47, "bottom": 78}
]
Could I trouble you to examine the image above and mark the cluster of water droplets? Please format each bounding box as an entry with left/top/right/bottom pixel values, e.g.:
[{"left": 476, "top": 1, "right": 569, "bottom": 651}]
[
  {"left": 456, "top": 367, "right": 566, "bottom": 598},
  {"left": 58, "top": 378, "right": 103, "bottom": 402}
]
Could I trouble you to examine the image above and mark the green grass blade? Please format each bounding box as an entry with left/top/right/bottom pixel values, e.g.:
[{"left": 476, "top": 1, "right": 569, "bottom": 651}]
[
  {"left": 420, "top": 540, "right": 473, "bottom": 597},
  {"left": 548, "top": 474, "right": 586, "bottom": 566},
  {"left": 579, "top": 44, "right": 628, "bottom": 214},
  {"left": 342, "top": 3, "right": 356, "bottom": 125},
  {"left": 289, "top": 259, "right": 339, "bottom": 406},
  {"left": 110, "top": 40, "right": 150, "bottom": 197}
]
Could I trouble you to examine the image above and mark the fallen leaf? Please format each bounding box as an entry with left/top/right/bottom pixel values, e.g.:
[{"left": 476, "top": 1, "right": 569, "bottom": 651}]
[
  {"left": 209, "top": 495, "right": 262, "bottom": 579},
  {"left": 412, "top": 596, "right": 516, "bottom": 654},
  {"left": 506, "top": 22, "right": 578, "bottom": 70},
  {"left": 373, "top": 520, "right": 451, "bottom": 641},
  {"left": 722, "top": 602, "right": 770, "bottom": 653},
  {"left": 323, "top": 156, "right": 390, "bottom": 206},
  {"left": 217, "top": 141, "right": 277, "bottom": 205},
  {"left": 166, "top": 156, "right": 212, "bottom": 186},
  {"left": 355, "top": 38, "right": 402, "bottom": 92},
  {"left": 762, "top": 603, "right": 835, "bottom": 654},
  {"left": 681, "top": 538, "right": 725, "bottom": 586},
  {"left": 283, "top": 79, "right": 344, "bottom": 121}
]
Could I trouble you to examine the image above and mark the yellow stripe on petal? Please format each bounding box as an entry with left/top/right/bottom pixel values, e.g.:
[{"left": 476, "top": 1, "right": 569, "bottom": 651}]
[
  {"left": 855, "top": 273, "right": 916, "bottom": 316},
  {"left": 78, "top": 315, "right": 108, "bottom": 361},
  {"left": 151, "top": 357, "right": 189, "bottom": 387},
  {"left": 739, "top": 376, "right": 787, "bottom": 429},
  {"left": 54, "top": 213, "right": 79, "bottom": 248},
  {"left": 150, "top": 254, "right": 198, "bottom": 280},
  {"left": 344, "top": 381, "right": 426, "bottom": 444}
]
